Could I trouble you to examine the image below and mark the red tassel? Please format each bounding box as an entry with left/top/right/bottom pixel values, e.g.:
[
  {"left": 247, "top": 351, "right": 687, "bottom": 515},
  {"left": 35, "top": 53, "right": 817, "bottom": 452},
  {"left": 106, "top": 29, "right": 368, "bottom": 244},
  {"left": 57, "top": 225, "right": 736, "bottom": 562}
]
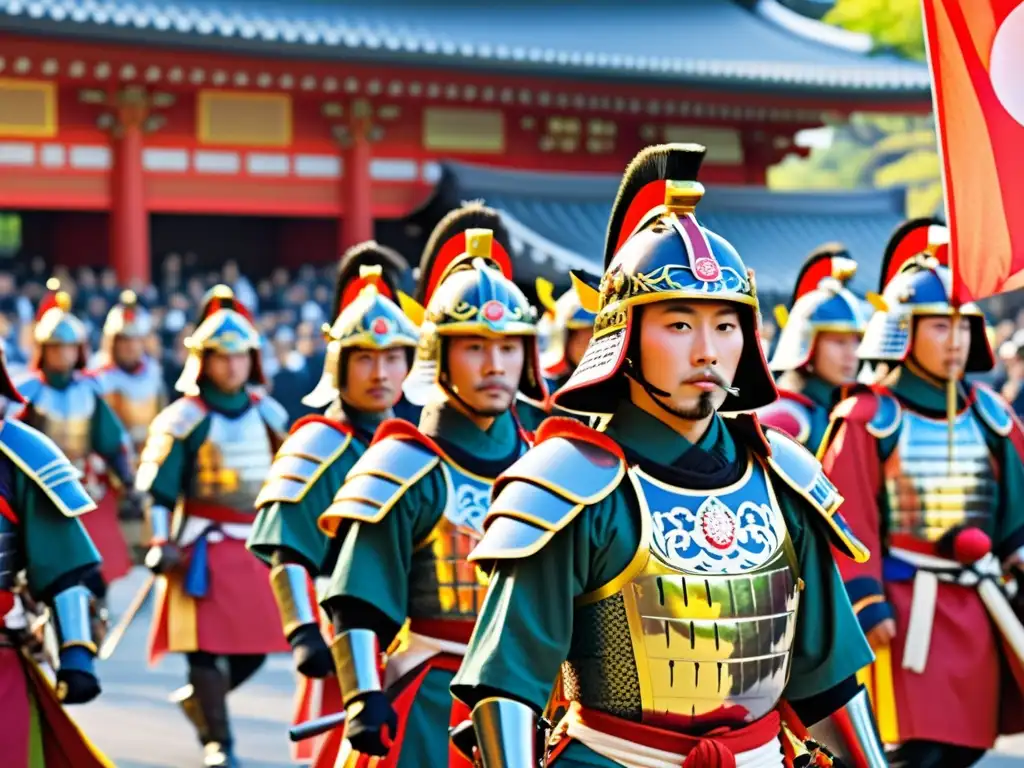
[{"left": 682, "top": 739, "right": 736, "bottom": 768}]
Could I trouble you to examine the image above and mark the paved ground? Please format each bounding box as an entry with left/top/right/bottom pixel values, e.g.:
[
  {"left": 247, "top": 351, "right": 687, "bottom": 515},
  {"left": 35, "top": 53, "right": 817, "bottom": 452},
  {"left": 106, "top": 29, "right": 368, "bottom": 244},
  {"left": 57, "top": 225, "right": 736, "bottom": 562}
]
[{"left": 67, "top": 568, "right": 1024, "bottom": 767}]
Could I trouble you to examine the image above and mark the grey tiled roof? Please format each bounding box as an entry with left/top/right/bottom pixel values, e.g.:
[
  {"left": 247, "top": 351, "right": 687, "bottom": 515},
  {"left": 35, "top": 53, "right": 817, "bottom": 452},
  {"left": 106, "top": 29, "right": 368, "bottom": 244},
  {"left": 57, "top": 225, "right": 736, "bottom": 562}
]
[
  {"left": 0, "top": 0, "right": 930, "bottom": 94},
  {"left": 443, "top": 161, "right": 905, "bottom": 296}
]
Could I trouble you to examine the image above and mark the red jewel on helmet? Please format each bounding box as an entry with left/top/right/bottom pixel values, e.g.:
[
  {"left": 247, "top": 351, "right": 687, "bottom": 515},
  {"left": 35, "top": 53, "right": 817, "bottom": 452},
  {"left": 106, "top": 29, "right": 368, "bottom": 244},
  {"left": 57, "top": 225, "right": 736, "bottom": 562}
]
[
  {"left": 693, "top": 256, "right": 722, "bottom": 282},
  {"left": 701, "top": 504, "right": 736, "bottom": 550},
  {"left": 372, "top": 317, "right": 391, "bottom": 335},
  {"left": 482, "top": 300, "right": 505, "bottom": 322}
]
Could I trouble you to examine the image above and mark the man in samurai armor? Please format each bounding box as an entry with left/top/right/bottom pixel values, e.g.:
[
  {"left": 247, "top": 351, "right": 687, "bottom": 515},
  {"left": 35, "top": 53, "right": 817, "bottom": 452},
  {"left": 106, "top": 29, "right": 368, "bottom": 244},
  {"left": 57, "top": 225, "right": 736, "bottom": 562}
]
[
  {"left": 314, "top": 204, "right": 542, "bottom": 767},
  {"left": 93, "top": 289, "right": 168, "bottom": 457},
  {"left": 248, "top": 242, "right": 419, "bottom": 765},
  {"left": 16, "top": 279, "right": 139, "bottom": 609},
  {"left": 758, "top": 245, "right": 866, "bottom": 454},
  {"left": 449, "top": 144, "right": 888, "bottom": 768},
  {"left": 0, "top": 344, "right": 112, "bottom": 767},
  {"left": 818, "top": 218, "right": 1024, "bottom": 768},
  {"left": 136, "top": 285, "right": 291, "bottom": 768},
  {"left": 514, "top": 277, "right": 599, "bottom": 433}
]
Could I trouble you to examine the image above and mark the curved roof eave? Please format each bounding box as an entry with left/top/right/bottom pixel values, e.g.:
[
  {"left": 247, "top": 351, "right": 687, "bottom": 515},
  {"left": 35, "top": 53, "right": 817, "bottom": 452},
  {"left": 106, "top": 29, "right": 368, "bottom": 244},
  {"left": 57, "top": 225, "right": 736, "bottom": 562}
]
[{"left": 0, "top": 0, "right": 931, "bottom": 97}]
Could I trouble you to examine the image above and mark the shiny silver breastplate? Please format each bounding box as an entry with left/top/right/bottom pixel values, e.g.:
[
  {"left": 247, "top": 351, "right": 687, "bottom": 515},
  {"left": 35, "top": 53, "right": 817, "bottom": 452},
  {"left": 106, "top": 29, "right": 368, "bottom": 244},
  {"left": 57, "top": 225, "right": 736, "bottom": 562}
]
[
  {"left": 188, "top": 406, "right": 274, "bottom": 511},
  {"left": 884, "top": 407, "right": 997, "bottom": 543},
  {"left": 100, "top": 365, "right": 163, "bottom": 447}
]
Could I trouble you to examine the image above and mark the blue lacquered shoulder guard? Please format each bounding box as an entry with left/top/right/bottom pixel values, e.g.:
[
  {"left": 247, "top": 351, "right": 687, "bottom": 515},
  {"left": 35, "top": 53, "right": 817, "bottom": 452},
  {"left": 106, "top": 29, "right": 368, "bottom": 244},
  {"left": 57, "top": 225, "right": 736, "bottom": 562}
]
[
  {"left": 255, "top": 420, "right": 354, "bottom": 508},
  {"left": 0, "top": 419, "right": 95, "bottom": 517},
  {"left": 972, "top": 383, "right": 1014, "bottom": 437},
  {"left": 469, "top": 434, "right": 625, "bottom": 565},
  {"left": 764, "top": 427, "right": 868, "bottom": 564},
  {"left": 14, "top": 373, "right": 44, "bottom": 403},
  {"left": 317, "top": 435, "right": 440, "bottom": 536}
]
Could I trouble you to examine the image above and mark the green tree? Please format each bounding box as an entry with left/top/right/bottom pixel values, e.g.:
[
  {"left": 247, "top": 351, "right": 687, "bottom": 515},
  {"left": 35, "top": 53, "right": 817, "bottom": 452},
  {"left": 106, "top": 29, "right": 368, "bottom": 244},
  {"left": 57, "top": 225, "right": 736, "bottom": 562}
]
[{"left": 824, "top": 0, "right": 926, "bottom": 60}]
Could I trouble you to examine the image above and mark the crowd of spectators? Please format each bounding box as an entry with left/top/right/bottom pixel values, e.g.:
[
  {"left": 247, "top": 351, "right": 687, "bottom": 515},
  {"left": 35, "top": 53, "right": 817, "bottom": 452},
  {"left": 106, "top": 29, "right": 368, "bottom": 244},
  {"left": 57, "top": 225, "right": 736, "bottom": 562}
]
[
  {"left": 6, "top": 252, "right": 1024, "bottom": 423},
  {"left": 0, "top": 252, "right": 337, "bottom": 421}
]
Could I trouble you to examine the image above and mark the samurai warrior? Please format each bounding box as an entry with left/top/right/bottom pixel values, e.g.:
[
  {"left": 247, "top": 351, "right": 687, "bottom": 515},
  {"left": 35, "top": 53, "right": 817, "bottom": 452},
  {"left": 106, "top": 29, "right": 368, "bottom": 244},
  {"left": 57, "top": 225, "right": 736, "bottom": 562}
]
[
  {"left": 93, "top": 290, "right": 168, "bottom": 457},
  {"left": 818, "top": 219, "right": 1024, "bottom": 768},
  {"left": 758, "top": 246, "right": 866, "bottom": 454},
  {"left": 451, "top": 144, "right": 887, "bottom": 768},
  {"left": 0, "top": 344, "right": 111, "bottom": 767},
  {"left": 314, "top": 204, "right": 542, "bottom": 767},
  {"left": 515, "top": 277, "right": 598, "bottom": 433},
  {"left": 16, "top": 280, "right": 139, "bottom": 606},
  {"left": 136, "top": 286, "right": 291, "bottom": 768},
  {"left": 248, "top": 242, "right": 418, "bottom": 765}
]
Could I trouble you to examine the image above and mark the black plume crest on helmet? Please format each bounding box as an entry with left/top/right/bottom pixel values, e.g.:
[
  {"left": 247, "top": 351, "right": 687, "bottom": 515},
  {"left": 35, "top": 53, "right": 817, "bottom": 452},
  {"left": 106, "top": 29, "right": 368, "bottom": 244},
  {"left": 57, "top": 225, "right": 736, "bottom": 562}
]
[
  {"left": 602, "top": 144, "right": 705, "bottom": 269},
  {"left": 332, "top": 241, "right": 406, "bottom": 320},
  {"left": 414, "top": 202, "right": 514, "bottom": 305}
]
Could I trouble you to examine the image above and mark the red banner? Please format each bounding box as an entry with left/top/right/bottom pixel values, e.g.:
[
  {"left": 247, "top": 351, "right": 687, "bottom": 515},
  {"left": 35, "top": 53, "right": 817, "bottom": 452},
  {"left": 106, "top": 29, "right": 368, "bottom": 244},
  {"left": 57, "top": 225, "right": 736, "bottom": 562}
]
[{"left": 922, "top": 0, "right": 1024, "bottom": 302}]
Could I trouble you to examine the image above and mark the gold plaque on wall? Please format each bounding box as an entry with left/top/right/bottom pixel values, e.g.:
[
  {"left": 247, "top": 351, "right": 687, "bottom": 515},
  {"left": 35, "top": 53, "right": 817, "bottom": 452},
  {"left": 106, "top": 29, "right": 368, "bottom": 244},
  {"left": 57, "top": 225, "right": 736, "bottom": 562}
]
[
  {"left": 423, "top": 108, "right": 504, "bottom": 153},
  {"left": 0, "top": 79, "right": 57, "bottom": 138},
  {"left": 197, "top": 90, "right": 292, "bottom": 147}
]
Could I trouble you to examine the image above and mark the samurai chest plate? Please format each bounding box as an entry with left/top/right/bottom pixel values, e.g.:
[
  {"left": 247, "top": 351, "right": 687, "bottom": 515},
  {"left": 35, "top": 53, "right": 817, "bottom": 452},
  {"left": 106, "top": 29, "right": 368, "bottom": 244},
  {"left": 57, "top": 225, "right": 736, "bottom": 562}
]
[
  {"left": 100, "top": 366, "right": 163, "bottom": 448},
  {"left": 189, "top": 407, "right": 274, "bottom": 512},
  {"left": 409, "top": 457, "right": 494, "bottom": 624},
  {"left": 883, "top": 407, "right": 997, "bottom": 543},
  {"left": 27, "top": 379, "right": 97, "bottom": 464},
  {"left": 563, "top": 459, "right": 800, "bottom": 730},
  {"left": 0, "top": 513, "right": 21, "bottom": 595}
]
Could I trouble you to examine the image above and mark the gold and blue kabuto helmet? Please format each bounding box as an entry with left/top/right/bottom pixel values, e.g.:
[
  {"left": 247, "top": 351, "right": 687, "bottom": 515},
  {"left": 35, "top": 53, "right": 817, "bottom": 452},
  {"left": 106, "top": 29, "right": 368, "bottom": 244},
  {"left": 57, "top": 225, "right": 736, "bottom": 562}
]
[
  {"left": 858, "top": 218, "right": 994, "bottom": 372},
  {"left": 32, "top": 278, "right": 89, "bottom": 369},
  {"left": 103, "top": 289, "right": 152, "bottom": 340},
  {"left": 175, "top": 285, "right": 265, "bottom": 395},
  {"left": 554, "top": 143, "right": 776, "bottom": 415},
  {"left": 535, "top": 276, "right": 597, "bottom": 380},
  {"left": 769, "top": 244, "right": 867, "bottom": 373},
  {"left": 303, "top": 241, "right": 420, "bottom": 408},
  {"left": 401, "top": 203, "right": 544, "bottom": 407}
]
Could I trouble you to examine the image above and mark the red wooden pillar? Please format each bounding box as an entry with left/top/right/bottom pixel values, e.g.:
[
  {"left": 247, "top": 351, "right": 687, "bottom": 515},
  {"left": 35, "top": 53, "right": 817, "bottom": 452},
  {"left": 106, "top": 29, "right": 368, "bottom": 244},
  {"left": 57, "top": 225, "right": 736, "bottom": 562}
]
[
  {"left": 110, "top": 88, "right": 150, "bottom": 287},
  {"left": 338, "top": 98, "right": 374, "bottom": 254}
]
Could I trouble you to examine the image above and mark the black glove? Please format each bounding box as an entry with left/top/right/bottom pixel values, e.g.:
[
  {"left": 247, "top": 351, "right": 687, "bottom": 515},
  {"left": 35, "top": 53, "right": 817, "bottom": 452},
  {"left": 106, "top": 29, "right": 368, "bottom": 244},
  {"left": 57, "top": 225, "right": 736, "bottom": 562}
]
[
  {"left": 144, "top": 542, "right": 182, "bottom": 575},
  {"left": 288, "top": 623, "right": 333, "bottom": 679},
  {"left": 57, "top": 646, "right": 101, "bottom": 705},
  {"left": 344, "top": 690, "right": 398, "bottom": 757},
  {"left": 120, "top": 488, "right": 147, "bottom": 521}
]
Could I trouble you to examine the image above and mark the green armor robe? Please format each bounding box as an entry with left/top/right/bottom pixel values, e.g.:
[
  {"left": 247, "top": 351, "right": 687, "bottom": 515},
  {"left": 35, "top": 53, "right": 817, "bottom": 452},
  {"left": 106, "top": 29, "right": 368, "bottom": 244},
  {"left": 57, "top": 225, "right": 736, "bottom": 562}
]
[
  {"left": 452, "top": 402, "right": 874, "bottom": 766},
  {"left": 319, "top": 400, "right": 528, "bottom": 768}
]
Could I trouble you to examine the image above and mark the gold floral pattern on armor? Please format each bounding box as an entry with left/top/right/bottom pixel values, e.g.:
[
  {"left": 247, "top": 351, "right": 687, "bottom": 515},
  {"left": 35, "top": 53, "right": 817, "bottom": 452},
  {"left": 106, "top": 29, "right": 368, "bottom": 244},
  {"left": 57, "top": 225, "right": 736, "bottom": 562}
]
[{"left": 195, "top": 442, "right": 241, "bottom": 497}]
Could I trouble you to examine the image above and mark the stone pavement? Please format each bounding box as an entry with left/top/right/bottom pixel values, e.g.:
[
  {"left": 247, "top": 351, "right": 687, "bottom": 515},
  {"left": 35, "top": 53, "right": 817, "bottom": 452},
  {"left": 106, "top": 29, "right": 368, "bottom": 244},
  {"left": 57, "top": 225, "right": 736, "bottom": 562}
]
[{"left": 66, "top": 568, "right": 1024, "bottom": 767}]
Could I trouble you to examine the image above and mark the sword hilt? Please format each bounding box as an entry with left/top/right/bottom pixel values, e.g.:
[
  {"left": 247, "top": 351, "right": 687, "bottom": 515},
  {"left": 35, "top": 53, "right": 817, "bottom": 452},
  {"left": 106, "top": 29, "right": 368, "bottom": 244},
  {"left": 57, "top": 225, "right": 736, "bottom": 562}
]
[{"left": 289, "top": 710, "right": 346, "bottom": 742}]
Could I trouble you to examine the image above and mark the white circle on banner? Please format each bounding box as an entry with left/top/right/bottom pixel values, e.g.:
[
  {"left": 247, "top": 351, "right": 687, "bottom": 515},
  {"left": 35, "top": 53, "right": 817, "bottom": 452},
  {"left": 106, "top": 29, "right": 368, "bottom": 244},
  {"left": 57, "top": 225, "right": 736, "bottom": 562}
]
[{"left": 991, "top": 3, "right": 1024, "bottom": 126}]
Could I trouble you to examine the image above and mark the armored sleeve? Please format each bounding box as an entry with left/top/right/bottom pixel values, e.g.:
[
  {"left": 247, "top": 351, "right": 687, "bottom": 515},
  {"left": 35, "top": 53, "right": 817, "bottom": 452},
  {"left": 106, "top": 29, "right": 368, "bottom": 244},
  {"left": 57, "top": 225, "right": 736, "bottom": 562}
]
[
  {"left": 249, "top": 420, "right": 360, "bottom": 574},
  {"left": 136, "top": 398, "right": 209, "bottom": 509},
  {"left": 775, "top": 483, "right": 874, "bottom": 702},
  {"left": 15, "top": 468, "right": 101, "bottom": 601},
  {"left": 451, "top": 488, "right": 638, "bottom": 713},
  {"left": 818, "top": 396, "right": 894, "bottom": 634},
  {"left": 321, "top": 465, "right": 447, "bottom": 631},
  {"left": 91, "top": 393, "right": 135, "bottom": 485},
  {"left": 971, "top": 384, "right": 1024, "bottom": 557}
]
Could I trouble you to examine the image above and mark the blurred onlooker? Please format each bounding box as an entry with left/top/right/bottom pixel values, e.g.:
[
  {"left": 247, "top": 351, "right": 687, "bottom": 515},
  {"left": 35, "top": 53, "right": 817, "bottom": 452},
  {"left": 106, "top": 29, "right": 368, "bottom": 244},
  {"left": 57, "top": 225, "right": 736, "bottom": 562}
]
[{"left": 223, "top": 259, "right": 258, "bottom": 314}]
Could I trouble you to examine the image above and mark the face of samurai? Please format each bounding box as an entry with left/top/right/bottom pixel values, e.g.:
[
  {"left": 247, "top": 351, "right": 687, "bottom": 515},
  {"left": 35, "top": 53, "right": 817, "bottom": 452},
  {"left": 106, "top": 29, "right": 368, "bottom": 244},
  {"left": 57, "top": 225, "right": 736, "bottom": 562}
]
[
  {"left": 445, "top": 335, "right": 525, "bottom": 416},
  {"left": 113, "top": 335, "right": 145, "bottom": 371},
  {"left": 204, "top": 351, "right": 253, "bottom": 394},
  {"left": 811, "top": 331, "right": 862, "bottom": 387},
  {"left": 912, "top": 315, "right": 972, "bottom": 381},
  {"left": 632, "top": 300, "right": 744, "bottom": 420},
  {"left": 41, "top": 343, "right": 79, "bottom": 375},
  {"left": 342, "top": 347, "right": 409, "bottom": 413},
  {"left": 566, "top": 327, "right": 594, "bottom": 370}
]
